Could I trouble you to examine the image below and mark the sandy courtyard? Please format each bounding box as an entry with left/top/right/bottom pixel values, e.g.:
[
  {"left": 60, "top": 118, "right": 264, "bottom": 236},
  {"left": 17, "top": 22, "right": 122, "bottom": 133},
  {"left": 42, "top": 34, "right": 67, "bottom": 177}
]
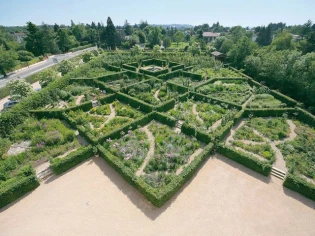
[{"left": 1, "top": 154, "right": 315, "bottom": 236}]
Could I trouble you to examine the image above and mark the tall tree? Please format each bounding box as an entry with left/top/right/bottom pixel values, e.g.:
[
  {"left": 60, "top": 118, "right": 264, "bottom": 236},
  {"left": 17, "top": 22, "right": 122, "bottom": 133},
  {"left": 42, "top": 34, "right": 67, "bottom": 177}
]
[
  {"left": 174, "top": 31, "right": 184, "bottom": 46},
  {"left": 256, "top": 25, "right": 272, "bottom": 46},
  {"left": 105, "top": 17, "right": 117, "bottom": 50},
  {"left": 124, "top": 20, "right": 133, "bottom": 36},
  {"left": 41, "top": 23, "right": 59, "bottom": 54},
  {"left": 0, "top": 46, "right": 18, "bottom": 76},
  {"left": 25, "top": 22, "right": 43, "bottom": 56},
  {"left": 148, "top": 27, "right": 162, "bottom": 47}
]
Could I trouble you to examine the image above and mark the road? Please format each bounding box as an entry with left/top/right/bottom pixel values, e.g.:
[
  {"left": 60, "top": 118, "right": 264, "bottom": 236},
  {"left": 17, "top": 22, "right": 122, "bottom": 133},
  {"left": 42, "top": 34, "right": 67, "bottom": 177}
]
[{"left": 0, "top": 47, "right": 96, "bottom": 88}]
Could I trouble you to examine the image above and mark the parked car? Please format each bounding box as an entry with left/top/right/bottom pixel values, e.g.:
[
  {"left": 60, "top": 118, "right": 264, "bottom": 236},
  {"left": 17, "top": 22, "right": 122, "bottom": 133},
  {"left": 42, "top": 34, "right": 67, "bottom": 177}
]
[{"left": 3, "top": 100, "right": 18, "bottom": 110}]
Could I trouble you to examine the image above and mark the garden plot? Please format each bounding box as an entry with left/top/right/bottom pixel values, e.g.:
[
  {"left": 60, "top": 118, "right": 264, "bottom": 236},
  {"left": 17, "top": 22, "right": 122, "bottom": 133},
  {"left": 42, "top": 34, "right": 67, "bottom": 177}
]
[
  {"left": 168, "top": 76, "right": 206, "bottom": 87},
  {"left": 125, "top": 80, "right": 178, "bottom": 106},
  {"left": 278, "top": 120, "right": 315, "bottom": 183},
  {"left": 247, "top": 94, "right": 287, "bottom": 108},
  {"left": 191, "top": 67, "right": 242, "bottom": 78},
  {"left": 67, "top": 100, "right": 144, "bottom": 137},
  {"left": 42, "top": 83, "right": 108, "bottom": 109},
  {"left": 103, "top": 121, "right": 204, "bottom": 189},
  {"left": 225, "top": 117, "right": 298, "bottom": 171},
  {"left": 167, "top": 100, "right": 238, "bottom": 133},
  {"left": 103, "top": 74, "right": 145, "bottom": 91},
  {"left": 196, "top": 79, "right": 253, "bottom": 105},
  {"left": 0, "top": 118, "right": 79, "bottom": 185}
]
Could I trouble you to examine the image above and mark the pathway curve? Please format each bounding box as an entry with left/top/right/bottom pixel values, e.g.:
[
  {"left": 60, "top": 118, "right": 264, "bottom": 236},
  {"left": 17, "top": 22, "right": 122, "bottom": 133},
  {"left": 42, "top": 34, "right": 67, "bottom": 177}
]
[
  {"left": 136, "top": 125, "right": 155, "bottom": 176},
  {"left": 75, "top": 95, "right": 84, "bottom": 105},
  {"left": 104, "top": 104, "right": 116, "bottom": 124},
  {"left": 192, "top": 104, "right": 204, "bottom": 123},
  {"left": 209, "top": 118, "right": 222, "bottom": 131},
  {"left": 154, "top": 89, "right": 161, "bottom": 102},
  {"left": 176, "top": 148, "right": 204, "bottom": 175},
  {"left": 242, "top": 95, "right": 253, "bottom": 109}
]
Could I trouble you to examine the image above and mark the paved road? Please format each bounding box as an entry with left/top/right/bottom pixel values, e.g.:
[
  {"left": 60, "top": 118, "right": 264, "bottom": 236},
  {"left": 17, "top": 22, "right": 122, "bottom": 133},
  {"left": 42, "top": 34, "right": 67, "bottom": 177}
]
[{"left": 0, "top": 47, "right": 96, "bottom": 88}]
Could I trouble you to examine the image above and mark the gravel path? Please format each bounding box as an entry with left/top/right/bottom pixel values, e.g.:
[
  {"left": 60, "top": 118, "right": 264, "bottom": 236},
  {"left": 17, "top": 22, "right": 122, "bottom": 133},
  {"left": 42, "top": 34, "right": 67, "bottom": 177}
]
[
  {"left": 192, "top": 104, "right": 204, "bottom": 123},
  {"left": 136, "top": 125, "right": 155, "bottom": 176},
  {"left": 104, "top": 104, "right": 116, "bottom": 124},
  {"left": 209, "top": 118, "right": 222, "bottom": 131},
  {"left": 154, "top": 89, "right": 161, "bottom": 102},
  {"left": 75, "top": 95, "right": 84, "bottom": 105},
  {"left": 1, "top": 155, "right": 315, "bottom": 236}
]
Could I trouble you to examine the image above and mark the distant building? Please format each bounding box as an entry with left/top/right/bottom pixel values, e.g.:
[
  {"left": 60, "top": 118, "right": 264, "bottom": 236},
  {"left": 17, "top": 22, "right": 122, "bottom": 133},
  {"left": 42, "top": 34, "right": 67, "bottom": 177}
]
[
  {"left": 211, "top": 51, "right": 226, "bottom": 61},
  {"left": 12, "top": 32, "right": 26, "bottom": 43},
  {"left": 203, "top": 32, "right": 220, "bottom": 42},
  {"left": 290, "top": 34, "right": 302, "bottom": 41}
]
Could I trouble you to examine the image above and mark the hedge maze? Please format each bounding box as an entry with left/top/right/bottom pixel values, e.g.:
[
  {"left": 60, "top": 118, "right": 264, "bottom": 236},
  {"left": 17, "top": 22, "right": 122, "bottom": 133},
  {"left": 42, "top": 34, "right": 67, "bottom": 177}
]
[{"left": 1, "top": 57, "right": 315, "bottom": 208}]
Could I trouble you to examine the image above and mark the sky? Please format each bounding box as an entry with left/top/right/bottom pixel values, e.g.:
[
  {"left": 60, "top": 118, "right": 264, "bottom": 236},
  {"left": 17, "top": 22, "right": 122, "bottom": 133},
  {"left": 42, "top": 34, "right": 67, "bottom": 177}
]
[{"left": 0, "top": 0, "right": 314, "bottom": 27}]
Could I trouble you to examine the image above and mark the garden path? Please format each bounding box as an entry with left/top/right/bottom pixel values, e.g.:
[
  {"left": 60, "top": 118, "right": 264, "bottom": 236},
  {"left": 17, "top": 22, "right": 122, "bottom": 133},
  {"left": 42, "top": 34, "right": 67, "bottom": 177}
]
[
  {"left": 104, "top": 104, "right": 116, "bottom": 124},
  {"left": 75, "top": 95, "right": 84, "bottom": 105},
  {"left": 242, "top": 95, "right": 253, "bottom": 109},
  {"left": 136, "top": 125, "right": 155, "bottom": 176},
  {"left": 176, "top": 148, "right": 204, "bottom": 175},
  {"left": 209, "top": 119, "right": 222, "bottom": 131},
  {"left": 154, "top": 89, "right": 161, "bottom": 102},
  {"left": 192, "top": 104, "right": 204, "bottom": 123}
]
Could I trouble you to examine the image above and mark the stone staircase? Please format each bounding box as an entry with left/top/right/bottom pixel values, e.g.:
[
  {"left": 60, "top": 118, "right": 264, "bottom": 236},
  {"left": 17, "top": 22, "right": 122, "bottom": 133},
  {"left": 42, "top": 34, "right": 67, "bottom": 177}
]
[
  {"left": 37, "top": 167, "right": 54, "bottom": 181},
  {"left": 271, "top": 167, "right": 286, "bottom": 180},
  {"left": 176, "top": 120, "right": 184, "bottom": 129}
]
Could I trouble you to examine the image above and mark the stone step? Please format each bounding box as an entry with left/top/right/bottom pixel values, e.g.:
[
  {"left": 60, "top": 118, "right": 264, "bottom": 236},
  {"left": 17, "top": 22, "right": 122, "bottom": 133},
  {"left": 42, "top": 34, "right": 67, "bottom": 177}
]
[
  {"left": 37, "top": 168, "right": 54, "bottom": 181},
  {"left": 271, "top": 167, "right": 286, "bottom": 176},
  {"left": 271, "top": 167, "right": 286, "bottom": 180}
]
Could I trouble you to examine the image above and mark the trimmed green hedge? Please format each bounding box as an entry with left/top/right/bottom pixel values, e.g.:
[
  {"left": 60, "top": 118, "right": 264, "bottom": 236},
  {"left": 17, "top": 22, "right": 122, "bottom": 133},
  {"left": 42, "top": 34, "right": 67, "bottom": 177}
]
[
  {"left": 30, "top": 101, "right": 93, "bottom": 119},
  {"left": 69, "top": 44, "right": 93, "bottom": 52},
  {"left": 116, "top": 92, "right": 154, "bottom": 113},
  {"left": 0, "top": 174, "right": 40, "bottom": 209},
  {"left": 139, "top": 68, "right": 169, "bottom": 76},
  {"left": 155, "top": 99, "right": 175, "bottom": 112},
  {"left": 158, "top": 70, "right": 182, "bottom": 81},
  {"left": 243, "top": 108, "right": 296, "bottom": 118},
  {"left": 50, "top": 146, "right": 94, "bottom": 175},
  {"left": 166, "top": 81, "right": 189, "bottom": 94},
  {"left": 181, "top": 122, "right": 213, "bottom": 144},
  {"left": 104, "top": 63, "right": 121, "bottom": 72},
  {"left": 212, "top": 120, "right": 234, "bottom": 141},
  {"left": 122, "top": 64, "right": 138, "bottom": 72},
  {"left": 295, "top": 108, "right": 315, "bottom": 127},
  {"left": 269, "top": 90, "right": 297, "bottom": 107},
  {"left": 153, "top": 112, "right": 176, "bottom": 127},
  {"left": 217, "top": 145, "right": 272, "bottom": 176},
  {"left": 283, "top": 173, "right": 315, "bottom": 201},
  {"left": 99, "top": 94, "right": 116, "bottom": 105},
  {"left": 172, "top": 64, "right": 185, "bottom": 71},
  {"left": 141, "top": 59, "right": 166, "bottom": 67},
  {"left": 97, "top": 142, "right": 214, "bottom": 207}
]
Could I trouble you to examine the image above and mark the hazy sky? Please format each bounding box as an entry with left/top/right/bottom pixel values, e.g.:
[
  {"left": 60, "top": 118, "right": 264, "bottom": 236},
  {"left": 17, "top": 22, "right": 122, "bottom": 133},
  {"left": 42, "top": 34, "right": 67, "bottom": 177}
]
[{"left": 0, "top": 0, "right": 314, "bottom": 27}]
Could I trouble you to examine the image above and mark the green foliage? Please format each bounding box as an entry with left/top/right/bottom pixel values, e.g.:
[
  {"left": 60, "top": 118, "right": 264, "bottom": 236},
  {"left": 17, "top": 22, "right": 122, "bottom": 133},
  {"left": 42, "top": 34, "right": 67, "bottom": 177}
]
[
  {"left": 0, "top": 46, "right": 18, "bottom": 76},
  {"left": 217, "top": 145, "right": 272, "bottom": 176},
  {"left": 82, "top": 51, "right": 94, "bottom": 62},
  {"left": 58, "top": 60, "right": 75, "bottom": 75},
  {"left": 51, "top": 146, "right": 93, "bottom": 175},
  {"left": 283, "top": 173, "right": 315, "bottom": 201},
  {"left": 7, "top": 79, "right": 32, "bottom": 101},
  {"left": 17, "top": 50, "right": 35, "bottom": 62},
  {"left": 38, "top": 68, "right": 58, "bottom": 88}
]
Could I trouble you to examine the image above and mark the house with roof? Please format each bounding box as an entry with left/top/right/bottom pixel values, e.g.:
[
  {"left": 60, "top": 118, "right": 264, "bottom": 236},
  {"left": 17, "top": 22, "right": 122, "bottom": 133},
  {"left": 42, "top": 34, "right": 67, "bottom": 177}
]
[
  {"left": 203, "top": 32, "right": 220, "bottom": 42},
  {"left": 211, "top": 51, "right": 226, "bottom": 61},
  {"left": 12, "top": 32, "right": 26, "bottom": 43}
]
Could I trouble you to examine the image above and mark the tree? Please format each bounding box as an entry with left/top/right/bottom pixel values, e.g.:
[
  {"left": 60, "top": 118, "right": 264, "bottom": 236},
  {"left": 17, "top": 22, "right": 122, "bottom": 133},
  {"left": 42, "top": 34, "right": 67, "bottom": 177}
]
[
  {"left": 188, "top": 42, "right": 201, "bottom": 56},
  {"left": 25, "top": 22, "right": 43, "bottom": 56},
  {"left": 58, "top": 60, "right": 74, "bottom": 75},
  {"left": 148, "top": 27, "right": 162, "bottom": 47},
  {"left": 17, "top": 50, "right": 34, "bottom": 62},
  {"left": 272, "top": 32, "right": 294, "bottom": 50},
  {"left": 0, "top": 46, "right": 18, "bottom": 76},
  {"left": 137, "top": 31, "right": 146, "bottom": 43},
  {"left": 53, "top": 23, "right": 59, "bottom": 32},
  {"left": 130, "top": 44, "right": 142, "bottom": 55},
  {"left": 38, "top": 68, "right": 58, "bottom": 88},
  {"left": 256, "top": 25, "right": 272, "bottom": 46},
  {"left": 7, "top": 79, "right": 32, "bottom": 101},
  {"left": 219, "top": 39, "right": 234, "bottom": 53},
  {"left": 301, "top": 20, "right": 312, "bottom": 39},
  {"left": 105, "top": 17, "right": 117, "bottom": 50},
  {"left": 57, "top": 29, "right": 77, "bottom": 52},
  {"left": 228, "top": 36, "right": 257, "bottom": 68},
  {"left": 229, "top": 26, "right": 247, "bottom": 42},
  {"left": 163, "top": 36, "right": 172, "bottom": 49},
  {"left": 152, "top": 45, "right": 161, "bottom": 56},
  {"left": 124, "top": 20, "right": 133, "bottom": 36},
  {"left": 82, "top": 51, "right": 94, "bottom": 63},
  {"left": 41, "top": 23, "right": 59, "bottom": 54},
  {"left": 174, "top": 31, "right": 184, "bottom": 46}
]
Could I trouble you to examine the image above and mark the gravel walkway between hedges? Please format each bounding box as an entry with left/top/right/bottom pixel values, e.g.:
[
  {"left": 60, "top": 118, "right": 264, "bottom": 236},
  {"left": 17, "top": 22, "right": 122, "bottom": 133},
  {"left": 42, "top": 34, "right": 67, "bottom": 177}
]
[
  {"left": 136, "top": 125, "right": 155, "bottom": 176},
  {"left": 154, "top": 89, "right": 161, "bottom": 102},
  {"left": 1, "top": 154, "right": 315, "bottom": 236},
  {"left": 192, "top": 104, "right": 204, "bottom": 123},
  {"left": 104, "top": 104, "right": 116, "bottom": 124},
  {"left": 75, "top": 95, "right": 84, "bottom": 105}
]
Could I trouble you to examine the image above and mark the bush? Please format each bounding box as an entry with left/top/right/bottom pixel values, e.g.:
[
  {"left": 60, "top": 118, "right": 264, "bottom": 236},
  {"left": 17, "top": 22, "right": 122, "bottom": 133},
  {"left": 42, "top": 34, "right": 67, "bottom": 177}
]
[
  {"left": 283, "top": 173, "right": 315, "bottom": 201},
  {"left": 0, "top": 174, "right": 39, "bottom": 209},
  {"left": 217, "top": 145, "right": 272, "bottom": 176},
  {"left": 155, "top": 99, "right": 175, "bottom": 112},
  {"left": 153, "top": 112, "right": 176, "bottom": 127},
  {"left": 69, "top": 44, "right": 93, "bottom": 52},
  {"left": 181, "top": 123, "right": 213, "bottom": 144},
  {"left": 50, "top": 146, "right": 94, "bottom": 175}
]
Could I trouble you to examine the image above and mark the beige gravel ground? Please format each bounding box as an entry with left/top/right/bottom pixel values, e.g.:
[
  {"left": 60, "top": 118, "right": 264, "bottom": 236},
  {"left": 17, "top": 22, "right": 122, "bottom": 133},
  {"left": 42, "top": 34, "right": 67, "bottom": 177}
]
[{"left": 1, "top": 154, "right": 315, "bottom": 236}]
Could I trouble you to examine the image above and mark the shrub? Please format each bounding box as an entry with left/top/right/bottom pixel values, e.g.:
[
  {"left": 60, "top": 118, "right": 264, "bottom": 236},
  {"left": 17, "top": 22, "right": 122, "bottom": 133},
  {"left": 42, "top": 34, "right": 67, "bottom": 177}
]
[
  {"left": 283, "top": 174, "right": 315, "bottom": 201},
  {"left": 50, "top": 146, "right": 93, "bottom": 175}
]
